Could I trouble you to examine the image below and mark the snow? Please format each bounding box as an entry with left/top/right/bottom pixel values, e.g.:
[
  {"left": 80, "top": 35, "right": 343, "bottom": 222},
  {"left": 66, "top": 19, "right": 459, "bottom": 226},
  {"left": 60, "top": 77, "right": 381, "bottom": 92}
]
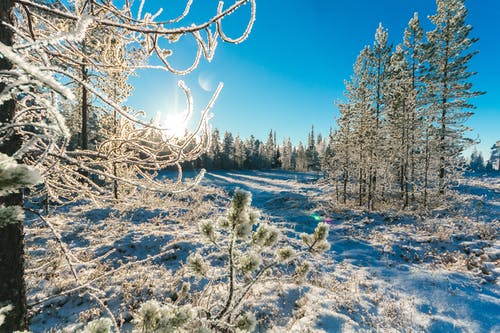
[{"left": 25, "top": 170, "right": 499, "bottom": 332}]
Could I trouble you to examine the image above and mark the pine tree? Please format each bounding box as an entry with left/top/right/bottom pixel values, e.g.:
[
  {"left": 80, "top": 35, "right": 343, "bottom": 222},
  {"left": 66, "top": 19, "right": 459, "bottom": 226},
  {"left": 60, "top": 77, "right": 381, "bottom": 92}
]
[
  {"left": 233, "top": 135, "right": 246, "bottom": 169},
  {"left": 295, "top": 142, "right": 307, "bottom": 172},
  {"left": 306, "top": 126, "right": 320, "bottom": 171},
  {"left": 264, "top": 129, "right": 275, "bottom": 169},
  {"left": 489, "top": 140, "right": 500, "bottom": 171},
  {"left": 385, "top": 45, "right": 417, "bottom": 208},
  {"left": 222, "top": 131, "right": 235, "bottom": 169},
  {"left": 332, "top": 102, "right": 355, "bottom": 204},
  {"left": 280, "top": 138, "right": 293, "bottom": 170},
  {"left": 426, "top": 0, "right": 483, "bottom": 195},
  {"left": 208, "top": 129, "right": 222, "bottom": 169},
  {"left": 348, "top": 46, "right": 373, "bottom": 206},
  {"left": 468, "top": 149, "right": 485, "bottom": 172},
  {"left": 402, "top": 12, "right": 426, "bottom": 206},
  {"left": 367, "top": 23, "right": 392, "bottom": 210}
]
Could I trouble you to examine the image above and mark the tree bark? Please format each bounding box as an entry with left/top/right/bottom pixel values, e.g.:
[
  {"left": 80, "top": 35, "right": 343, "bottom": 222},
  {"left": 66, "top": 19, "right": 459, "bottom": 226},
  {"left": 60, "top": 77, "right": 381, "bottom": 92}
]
[
  {"left": 0, "top": 1, "right": 29, "bottom": 331},
  {"left": 81, "top": 63, "right": 89, "bottom": 150}
]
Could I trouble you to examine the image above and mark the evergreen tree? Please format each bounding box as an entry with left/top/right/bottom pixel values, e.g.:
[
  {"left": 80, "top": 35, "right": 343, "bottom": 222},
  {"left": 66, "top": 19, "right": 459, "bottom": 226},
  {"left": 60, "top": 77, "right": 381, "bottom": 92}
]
[
  {"left": 208, "top": 129, "right": 222, "bottom": 169},
  {"left": 306, "top": 126, "right": 320, "bottom": 171},
  {"left": 385, "top": 45, "right": 417, "bottom": 207},
  {"left": 233, "top": 135, "right": 246, "bottom": 169},
  {"left": 348, "top": 46, "right": 373, "bottom": 206},
  {"left": 280, "top": 138, "right": 293, "bottom": 170},
  {"left": 367, "top": 23, "right": 392, "bottom": 210},
  {"left": 332, "top": 102, "right": 356, "bottom": 204},
  {"left": 468, "top": 149, "right": 485, "bottom": 172},
  {"left": 295, "top": 143, "right": 307, "bottom": 172},
  {"left": 264, "top": 129, "right": 275, "bottom": 169},
  {"left": 245, "top": 135, "right": 260, "bottom": 169},
  {"left": 426, "top": 0, "right": 484, "bottom": 195},
  {"left": 402, "top": 12, "right": 427, "bottom": 206},
  {"left": 489, "top": 140, "right": 500, "bottom": 171}
]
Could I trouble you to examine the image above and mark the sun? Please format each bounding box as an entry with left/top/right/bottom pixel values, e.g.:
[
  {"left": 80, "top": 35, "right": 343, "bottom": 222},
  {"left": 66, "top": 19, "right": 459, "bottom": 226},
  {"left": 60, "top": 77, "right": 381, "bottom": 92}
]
[{"left": 161, "top": 111, "right": 188, "bottom": 138}]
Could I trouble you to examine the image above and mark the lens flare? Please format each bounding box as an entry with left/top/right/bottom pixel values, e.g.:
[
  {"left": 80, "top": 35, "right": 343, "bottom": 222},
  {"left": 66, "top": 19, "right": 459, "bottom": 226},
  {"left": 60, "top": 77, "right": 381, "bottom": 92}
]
[{"left": 310, "top": 213, "right": 334, "bottom": 225}]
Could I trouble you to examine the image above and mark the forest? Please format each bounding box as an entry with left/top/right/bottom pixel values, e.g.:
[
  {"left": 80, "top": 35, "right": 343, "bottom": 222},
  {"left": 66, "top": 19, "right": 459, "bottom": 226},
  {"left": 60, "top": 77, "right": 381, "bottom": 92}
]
[{"left": 0, "top": 0, "right": 499, "bottom": 332}]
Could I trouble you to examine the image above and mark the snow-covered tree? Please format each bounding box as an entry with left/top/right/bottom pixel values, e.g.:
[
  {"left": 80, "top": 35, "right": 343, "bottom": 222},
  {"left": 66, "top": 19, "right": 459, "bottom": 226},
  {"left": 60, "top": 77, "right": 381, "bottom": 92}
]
[
  {"left": 295, "top": 142, "right": 307, "bottom": 172},
  {"left": 280, "top": 138, "right": 294, "bottom": 170},
  {"left": 366, "top": 23, "right": 392, "bottom": 210},
  {"left": 244, "top": 135, "right": 259, "bottom": 169},
  {"left": 489, "top": 140, "right": 500, "bottom": 171},
  {"left": 206, "top": 128, "right": 222, "bottom": 169},
  {"left": 426, "top": 0, "right": 483, "bottom": 195},
  {"left": 468, "top": 149, "right": 485, "bottom": 172},
  {"left": 328, "top": 0, "right": 482, "bottom": 211},
  {"left": 233, "top": 135, "right": 246, "bottom": 169},
  {"left": 334, "top": 46, "right": 374, "bottom": 206},
  {"left": 385, "top": 45, "right": 418, "bottom": 207},
  {"left": 222, "top": 131, "right": 235, "bottom": 169},
  {"left": 306, "top": 126, "right": 320, "bottom": 171},
  {"left": 0, "top": 153, "right": 40, "bottom": 331},
  {"left": 401, "top": 12, "right": 427, "bottom": 206}
]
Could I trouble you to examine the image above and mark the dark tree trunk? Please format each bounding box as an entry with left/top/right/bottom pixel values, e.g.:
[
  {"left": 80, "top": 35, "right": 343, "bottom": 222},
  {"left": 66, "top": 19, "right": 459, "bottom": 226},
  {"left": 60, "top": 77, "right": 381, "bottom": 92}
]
[
  {"left": 81, "top": 64, "right": 88, "bottom": 150},
  {"left": 0, "top": 1, "right": 29, "bottom": 331}
]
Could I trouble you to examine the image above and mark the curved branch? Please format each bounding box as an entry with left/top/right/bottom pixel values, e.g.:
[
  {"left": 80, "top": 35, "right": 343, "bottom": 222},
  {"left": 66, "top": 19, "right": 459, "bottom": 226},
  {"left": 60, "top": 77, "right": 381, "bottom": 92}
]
[{"left": 217, "top": 0, "right": 256, "bottom": 44}]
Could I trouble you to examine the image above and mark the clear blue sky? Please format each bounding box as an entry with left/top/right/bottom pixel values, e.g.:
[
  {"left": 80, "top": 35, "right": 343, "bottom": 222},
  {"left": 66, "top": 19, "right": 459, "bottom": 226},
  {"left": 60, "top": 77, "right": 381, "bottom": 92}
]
[{"left": 128, "top": 0, "right": 499, "bottom": 158}]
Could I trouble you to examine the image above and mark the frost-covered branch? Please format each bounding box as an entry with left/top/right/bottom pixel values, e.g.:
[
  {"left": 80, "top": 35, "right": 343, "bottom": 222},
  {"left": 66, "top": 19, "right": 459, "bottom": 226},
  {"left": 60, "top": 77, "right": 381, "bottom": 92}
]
[{"left": 1, "top": 0, "right": 254, "bottom": 203}]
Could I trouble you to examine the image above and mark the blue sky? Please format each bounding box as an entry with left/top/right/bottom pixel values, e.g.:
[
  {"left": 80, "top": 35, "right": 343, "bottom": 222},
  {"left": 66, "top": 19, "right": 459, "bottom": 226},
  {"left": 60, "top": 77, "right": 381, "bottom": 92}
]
[{"left": 128, "top": 0, "right": 499, "bottom": 158}]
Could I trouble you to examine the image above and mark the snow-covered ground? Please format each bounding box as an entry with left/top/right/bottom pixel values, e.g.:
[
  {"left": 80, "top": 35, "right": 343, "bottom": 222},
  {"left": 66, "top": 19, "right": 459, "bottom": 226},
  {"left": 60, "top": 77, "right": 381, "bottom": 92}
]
[
  {"left": 200, "top": 170, "right": 500, "bottom": 332},
  {"left": 26, "top": 170, "right": 499, "bottom": 332}
]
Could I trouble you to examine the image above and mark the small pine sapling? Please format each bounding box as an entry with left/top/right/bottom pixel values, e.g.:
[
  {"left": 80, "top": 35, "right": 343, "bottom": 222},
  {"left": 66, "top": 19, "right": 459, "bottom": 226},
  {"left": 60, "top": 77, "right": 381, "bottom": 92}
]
[{"left": 134, "top": 189, "right": 331, "bottom": 332}]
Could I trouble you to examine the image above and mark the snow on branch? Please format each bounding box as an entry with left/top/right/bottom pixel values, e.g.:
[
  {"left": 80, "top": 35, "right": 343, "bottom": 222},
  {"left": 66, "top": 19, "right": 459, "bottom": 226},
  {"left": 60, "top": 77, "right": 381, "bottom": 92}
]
[
  {"left": 0, "top": 42, "right": 74, "bottom": 100},
  {"left": 0, "top": 0, "right": 254, "bottom": 203}
]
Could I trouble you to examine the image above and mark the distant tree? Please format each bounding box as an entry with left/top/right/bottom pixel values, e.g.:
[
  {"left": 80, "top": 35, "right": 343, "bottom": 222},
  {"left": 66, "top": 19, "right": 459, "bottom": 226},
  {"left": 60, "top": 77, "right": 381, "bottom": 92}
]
[
  {"left": 233, "top": 135, "right": 246, "bottom": 169},
  {"left": 468, "top": 149, "right": 485, "bottom": 172},
  {"left": 280, "top": 138, "right": 293, "bottom": 170},
  {"left": 222, "top": 131, "right": 235, "bottom": 169},
  {"left": 320, "top": 129, "right": 335, "bottom": 177},
  {"left": 295, "top": 142, "right": 307, "bottom": 172},
  {"left": 262, "top": 129, "right": 275, "bottom": 169},
  {"left": 207, "top": 129, "right": 222, "bottom": 169},
  {"left": 489, "top": 140, "right": 500, "bottom": 171},
  {"left": 306, "top": 126, "right": 320, "bottom": 171}
]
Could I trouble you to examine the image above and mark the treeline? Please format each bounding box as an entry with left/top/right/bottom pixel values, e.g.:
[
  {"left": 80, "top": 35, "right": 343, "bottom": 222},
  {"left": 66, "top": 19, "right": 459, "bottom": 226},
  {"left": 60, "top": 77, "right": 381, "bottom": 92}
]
[
  {"left": 467, "top": 141, "right": 500, "bottom": 173},
  {"left": 184, "top": 127, "right": 333, "bottom": 172},
  {"left": 327, "top": 0, "right": 483, "bottom": 210}
]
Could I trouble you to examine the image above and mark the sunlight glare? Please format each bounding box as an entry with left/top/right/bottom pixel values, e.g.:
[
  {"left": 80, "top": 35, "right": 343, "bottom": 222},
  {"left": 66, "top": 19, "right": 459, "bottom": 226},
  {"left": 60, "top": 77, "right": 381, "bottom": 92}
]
[{"left": 165, "top": 111, "right": 188, "bottom": 138}]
